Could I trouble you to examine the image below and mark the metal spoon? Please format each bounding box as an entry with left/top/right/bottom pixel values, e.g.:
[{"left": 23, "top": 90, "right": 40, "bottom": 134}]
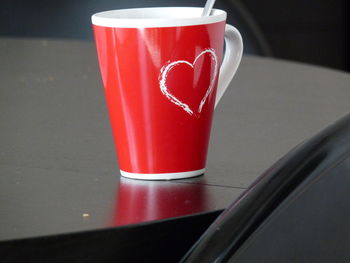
[{"left": 202, "top": 0, "right": 216, "bottom": 16}]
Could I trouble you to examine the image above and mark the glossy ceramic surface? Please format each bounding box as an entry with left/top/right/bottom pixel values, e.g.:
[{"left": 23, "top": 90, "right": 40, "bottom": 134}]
[{"left": 93, "top": 21, "right": 226, "bottom": 175}]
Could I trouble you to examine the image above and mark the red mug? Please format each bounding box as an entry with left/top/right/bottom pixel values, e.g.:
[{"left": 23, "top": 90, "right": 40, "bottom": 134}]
[{"left": 92, "top": 7, "right": 243, "bottom": 180}]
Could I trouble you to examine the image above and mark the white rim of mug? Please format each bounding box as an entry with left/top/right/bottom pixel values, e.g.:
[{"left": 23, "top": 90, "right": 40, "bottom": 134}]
[
  {"left": 91, "top": 7, "right": 226, "bottom": 28},
  {"left": 120, "top": 168, "right": 205, "bottom": 180}
]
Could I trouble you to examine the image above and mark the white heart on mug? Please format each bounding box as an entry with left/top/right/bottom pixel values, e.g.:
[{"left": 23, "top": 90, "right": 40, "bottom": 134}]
[{"left": 159, "top": 48, "right": 218, "bottom": 116}]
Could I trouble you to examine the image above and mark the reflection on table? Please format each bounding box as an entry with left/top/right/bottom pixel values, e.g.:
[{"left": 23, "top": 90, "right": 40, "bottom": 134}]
[{"left": 114, "top": 178, "right": 209, "bottom": 225}]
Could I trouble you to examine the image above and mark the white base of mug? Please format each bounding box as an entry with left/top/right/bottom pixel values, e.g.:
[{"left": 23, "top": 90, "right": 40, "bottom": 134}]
[{"left": 120, "top": 168, "right": 205, "bottom": 180}]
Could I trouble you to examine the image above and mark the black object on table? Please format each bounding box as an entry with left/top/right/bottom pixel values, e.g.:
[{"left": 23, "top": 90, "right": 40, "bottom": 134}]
[
  {"left": 0, "top": 38, "right": 350, "bottom": 262},
  {"left": 182, "top": 113, "right": 350, "bottom": 263}
]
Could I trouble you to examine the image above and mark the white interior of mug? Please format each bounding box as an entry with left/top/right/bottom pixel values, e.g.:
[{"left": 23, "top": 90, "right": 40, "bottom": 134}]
[{"left": 91, "top": 7, "right": 226, "bottom": 28}]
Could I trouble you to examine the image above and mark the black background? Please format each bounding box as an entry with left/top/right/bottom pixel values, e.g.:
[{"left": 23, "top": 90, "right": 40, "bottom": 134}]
[{"left": 0, "top": 0, "right": 349, "bottom": 71}]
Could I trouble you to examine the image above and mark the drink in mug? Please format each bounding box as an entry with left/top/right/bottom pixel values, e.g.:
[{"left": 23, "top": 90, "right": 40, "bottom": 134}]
[{"left": 92, "top": 7, "right": 243, "bottom": 180}]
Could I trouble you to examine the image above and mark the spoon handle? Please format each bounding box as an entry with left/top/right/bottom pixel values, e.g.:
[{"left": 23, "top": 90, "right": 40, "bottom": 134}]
[{"left": 202, "top": 0, "right": 216, "bottom": 16}]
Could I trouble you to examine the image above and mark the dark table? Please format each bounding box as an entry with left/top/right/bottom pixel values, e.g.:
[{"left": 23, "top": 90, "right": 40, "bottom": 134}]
[{"left": 1, "top": 38, "right": 350, "bottom": 241}]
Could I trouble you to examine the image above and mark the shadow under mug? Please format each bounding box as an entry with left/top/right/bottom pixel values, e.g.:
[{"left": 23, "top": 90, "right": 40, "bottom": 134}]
[{"left": 92, "top": 7, "right": 243, "bottom": 180}]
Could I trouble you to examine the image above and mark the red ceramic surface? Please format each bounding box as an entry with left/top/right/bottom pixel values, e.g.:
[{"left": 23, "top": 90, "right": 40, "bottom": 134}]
[{"left": 93, "top": 22, "right": 225, "bottom": 174}]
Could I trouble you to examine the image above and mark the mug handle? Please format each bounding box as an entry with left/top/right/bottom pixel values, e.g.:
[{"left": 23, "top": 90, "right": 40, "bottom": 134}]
[{"left": 215, "top": 24, "right": 243, "bottom": 108}]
